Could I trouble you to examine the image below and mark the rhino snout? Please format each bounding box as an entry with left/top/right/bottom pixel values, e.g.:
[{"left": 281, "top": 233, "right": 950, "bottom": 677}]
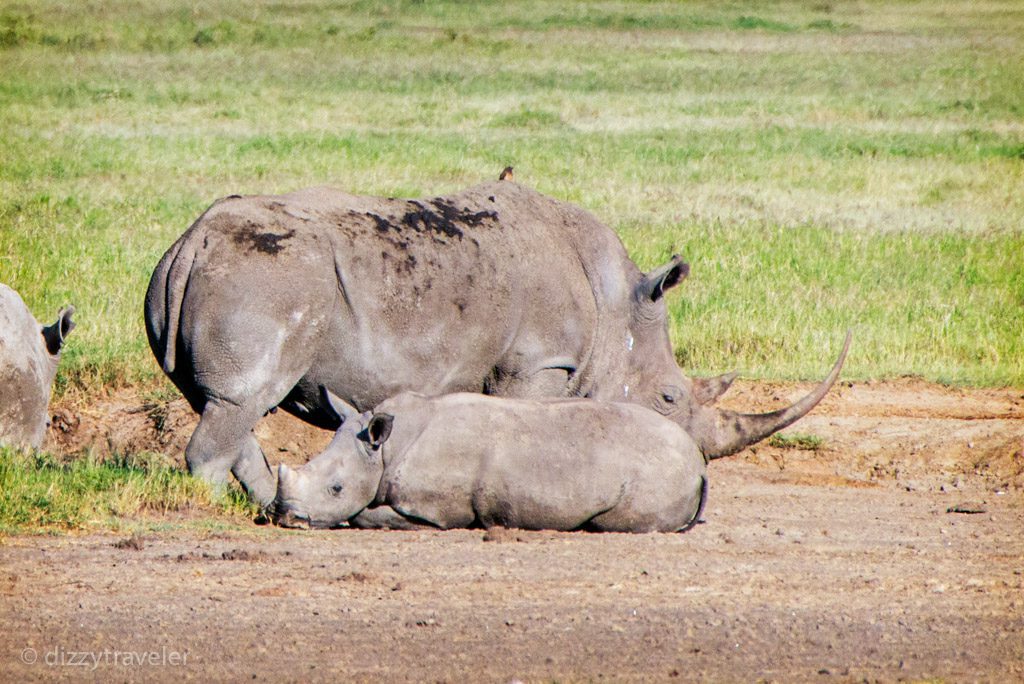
[{"left": 273, "top": 508, "right": 312, "bottom": 530}]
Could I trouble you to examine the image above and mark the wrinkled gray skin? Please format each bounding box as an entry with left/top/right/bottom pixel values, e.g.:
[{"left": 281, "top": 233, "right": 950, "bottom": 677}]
[
  {"left": 0, "top": 284, "right": 75, "bottom": 449},
  {"left": 145, "top": 180, "right": 850, "bottom": 505},
  {"left": 274, "top": 391, "right": 708, "bottom": 533}
]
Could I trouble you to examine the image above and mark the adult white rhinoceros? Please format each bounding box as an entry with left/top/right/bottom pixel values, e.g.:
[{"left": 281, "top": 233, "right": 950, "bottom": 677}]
[
  {"left": 145, "top": 180, "right": 848, "bottom": 505},
  {"left": 0, "top": 283, "right": 75, "bottom": 449}
]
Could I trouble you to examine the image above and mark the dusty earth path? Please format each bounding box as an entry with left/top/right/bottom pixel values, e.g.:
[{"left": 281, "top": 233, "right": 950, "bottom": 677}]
[{"left": 1, "top": 381, "right": 1022, "bottom": 682}]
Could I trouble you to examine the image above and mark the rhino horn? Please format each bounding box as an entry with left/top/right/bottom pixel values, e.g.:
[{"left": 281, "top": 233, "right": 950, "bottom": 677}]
[
  {"left": 701, "top": 330, "right": 851, "bottom": 460},
  {"left": 692, "top": 371, "right": 738, "bottom": 405}
]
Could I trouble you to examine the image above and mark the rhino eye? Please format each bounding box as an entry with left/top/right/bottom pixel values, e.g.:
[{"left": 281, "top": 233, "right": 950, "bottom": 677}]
[
  {"left": 329, "top": 483, "right": 344, "bottom": 497},
  {"left": 661, "top": 393, "right": 676, "bottom": 404}
]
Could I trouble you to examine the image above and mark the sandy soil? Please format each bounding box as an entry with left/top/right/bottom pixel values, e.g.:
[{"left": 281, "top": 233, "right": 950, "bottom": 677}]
[{"left": 1, "top": 380, "right": 1022, "bottom": 682}]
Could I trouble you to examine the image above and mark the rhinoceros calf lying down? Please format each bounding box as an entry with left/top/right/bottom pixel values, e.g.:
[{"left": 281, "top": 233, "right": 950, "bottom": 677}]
[
  {"left": 273, "top": 392, "right": 708, "bottom": 533},
  {"left": 0, "top": 284, "right": 75, "bottom": 449}
]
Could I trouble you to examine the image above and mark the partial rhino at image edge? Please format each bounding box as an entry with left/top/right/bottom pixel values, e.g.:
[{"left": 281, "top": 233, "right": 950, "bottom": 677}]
[{"left": 0, "top": 283, "right": 75, "bottom": 450}]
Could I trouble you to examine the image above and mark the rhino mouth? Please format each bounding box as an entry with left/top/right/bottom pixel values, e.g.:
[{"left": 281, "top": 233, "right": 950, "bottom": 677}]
[
  {"left": 272, "top": 507, "right": 351, "bottom": 530},
  {"left": 273, "top": 509, "right": 313, "bottom": 529}
]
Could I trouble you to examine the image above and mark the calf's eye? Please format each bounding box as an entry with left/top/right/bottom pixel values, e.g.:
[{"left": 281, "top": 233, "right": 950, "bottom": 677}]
[{"left": 329, "top": 483, "right": 344, "bottom": 497}]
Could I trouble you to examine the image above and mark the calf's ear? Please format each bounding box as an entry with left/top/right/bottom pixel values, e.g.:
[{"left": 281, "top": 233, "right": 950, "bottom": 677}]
[
  {"left": 320, "top": 386, "right": 359, "bottom": 426},
  {"left": 637, "top": 256, "right": 689, "bottom": 302},
  {"left": 366, "top": 413, "right": 394, "bottom": 448},
  {"left": 42, "top": 305, "right": 76, "bottom": 356}
]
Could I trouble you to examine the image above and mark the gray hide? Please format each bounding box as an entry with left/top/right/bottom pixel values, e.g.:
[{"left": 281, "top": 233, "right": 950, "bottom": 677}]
[
  {"left": 274, "top": 392, "right": 708, "bottom": 533},
  {"left": 0, "top": 284, "right": 75, "bottom": 449},
  {"left": 145, "top": 180, "right": 849, "bottom": 505}
]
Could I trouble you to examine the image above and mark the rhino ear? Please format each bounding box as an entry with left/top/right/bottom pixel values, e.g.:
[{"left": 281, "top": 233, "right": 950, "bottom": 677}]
[
  {"left": 320, "top": 386, "right": 358, "bottom": 426},
  {"left": 366, "top": 413, "right": 394, "bottom": 448},
  {"left": 41, "top": 305, "right": 75, "bottom": 356},
  {"left": 638, "top": 256, "right": 689, "bottom": 302}
]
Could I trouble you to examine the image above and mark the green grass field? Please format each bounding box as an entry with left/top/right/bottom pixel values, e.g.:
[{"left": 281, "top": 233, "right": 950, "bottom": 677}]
[
  {"left": 0, "top": 447, "right": 257, "bottom": 534},
  {"left": 2, "top": 0, "right": 1022, "bottom": 399}
]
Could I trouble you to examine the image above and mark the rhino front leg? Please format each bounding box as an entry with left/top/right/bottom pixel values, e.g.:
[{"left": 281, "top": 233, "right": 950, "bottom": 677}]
[
  {"left": 350, "top": 506, "right": 439, "bottom": 530},
  {"left": 186, "top": 400, "right": 275, "bottom": 506},
  {"left": 231, "top": 433, "right": 276, "bottom": 506}
]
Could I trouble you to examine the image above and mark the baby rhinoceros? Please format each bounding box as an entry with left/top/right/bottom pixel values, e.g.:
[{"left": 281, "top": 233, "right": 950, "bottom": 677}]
[
  {"left": 273, "top": 391, "right": 708, "bottom": 533},
  {"left": 0, "top": 284, "right": 75, "bottom": 449}
]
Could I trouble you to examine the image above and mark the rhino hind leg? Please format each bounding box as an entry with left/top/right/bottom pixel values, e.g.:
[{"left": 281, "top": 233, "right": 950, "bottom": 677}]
[
  {"left": 584, "top": 474, "right": 707, "bottom": 533},
  {"left": 674, "top": 475, "right": 708, "bottom": 533},
  {"left": 185, "top": 399, "right": 275, "bottom": 505}
]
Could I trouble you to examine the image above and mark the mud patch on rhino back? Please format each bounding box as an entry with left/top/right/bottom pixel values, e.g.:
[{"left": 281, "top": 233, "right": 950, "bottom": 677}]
[
  {"left": 230, "top": 221, "right": 296, "bottom": 255},
  {"left": 369, "top": 199, "right": 498, "bottom": 242}
]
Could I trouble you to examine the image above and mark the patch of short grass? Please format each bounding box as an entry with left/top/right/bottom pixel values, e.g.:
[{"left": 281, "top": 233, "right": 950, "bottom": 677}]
[
  {"left": 0, "top": 448, "right": 258, "bottom": 534},
  {"left": 767, "top": 433, "right": 826, "bottom": 451},
  {"left": 642, "top": 220, "right": 1024, "bottom": 386}
]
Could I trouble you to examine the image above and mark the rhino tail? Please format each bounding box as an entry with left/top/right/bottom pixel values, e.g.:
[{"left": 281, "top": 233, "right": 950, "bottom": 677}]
[
  {"left": 148, "top": 232, "right": 199, "bottom": 375},
  {"left": 162, "top": 237, "right": 198, "bottom": 374}
]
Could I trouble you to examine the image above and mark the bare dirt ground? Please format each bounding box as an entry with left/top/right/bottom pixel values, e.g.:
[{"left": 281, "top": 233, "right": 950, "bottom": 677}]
[{"left": 1, "top": 380, "right": 1022, "bottom": 682}]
